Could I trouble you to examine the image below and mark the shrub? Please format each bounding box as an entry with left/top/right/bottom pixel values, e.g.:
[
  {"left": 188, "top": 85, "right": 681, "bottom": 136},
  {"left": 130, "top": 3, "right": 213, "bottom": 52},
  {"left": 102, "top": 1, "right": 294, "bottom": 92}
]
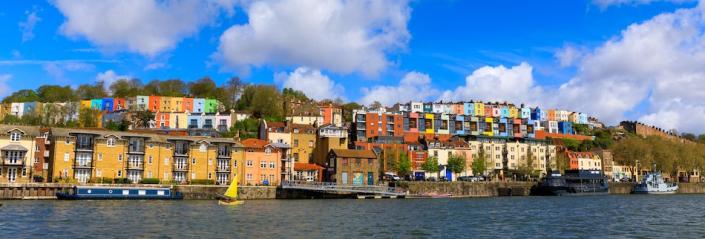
[
  {"left": 113, "top": 178, "right": 132, "bottom": 184},
  {"left": 139, "top": 178, "right": 160, "bottom": 184},
  {"left": 190, "top": 179, "right": 215, "bottom": 185}
]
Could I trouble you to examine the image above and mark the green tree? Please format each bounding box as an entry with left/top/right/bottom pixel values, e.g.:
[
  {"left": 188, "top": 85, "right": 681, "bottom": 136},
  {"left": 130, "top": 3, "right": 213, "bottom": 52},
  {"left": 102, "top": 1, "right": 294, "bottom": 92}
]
[
  {"left": 421, "top": 156, "right": 440, "bottom": 178},
  {"left": 222, "top": 77, "right": 244, "bottom": 110},
  {"left": 447, "top": 154, "right": 467, "bottom": 175},
  {"left": 472, "top": 149, "right": 488, "bottom": 176},
  {"left": 518, "top": 150, "right": 538, "bottom": 179},
  {"left": 76, "top": 82, "right": 108, "bottom": 99},
  {"left": 342, "top": 102, "right": 362, "bottom": 123},
  {"left": 249, "top": 85, "right": 283, "bottom": 119},
  {"left": 397, "top": 152, "right": 412, "bottom": 177},
  {"left": 37, "top": 85, "right": 76, "bottom": 102},
  {"left": 2, "top": 89, "right": 39, "bottom": 103},
  {"left": 110, "top": 79, "right": 144, "bottom": 98},
  {"left": 188, "top": 77, "right": 219, "bottom": 98},
  {"left": 132, "top": 110, "right": 155, "bottom": 128},
  {"left": 105, "top": 120, "right": 130, "bottom": 131},
  {"left": 78, "top": 108, "right": 100, "bottom": 127}
]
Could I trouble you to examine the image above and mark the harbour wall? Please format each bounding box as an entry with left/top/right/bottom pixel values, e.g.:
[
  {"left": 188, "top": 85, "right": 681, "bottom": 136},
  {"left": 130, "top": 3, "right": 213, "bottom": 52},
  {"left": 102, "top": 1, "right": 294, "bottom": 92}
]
[
  {"left": 0, "top": 183, "right": 72, "bottom": 199},
  {"left": 396, "top": 182, "right": 535, "bottom": 197},
  {"left": 174, "top": 185, "right": 277, "bottom": 200}
]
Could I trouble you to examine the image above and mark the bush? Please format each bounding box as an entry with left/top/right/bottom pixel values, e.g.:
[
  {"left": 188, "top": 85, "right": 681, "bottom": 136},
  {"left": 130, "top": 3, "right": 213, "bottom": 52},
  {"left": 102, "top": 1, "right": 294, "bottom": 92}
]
[
  {"left": 33, "top": 175, "right": 44, "bottom": 182},
  {"left": 54, "top": 177, "right": 78, "bottom": 184},
  {"left": 139, "top": 178, "right": 160, "bottom": 184},
  {"left": 190, "top": 179, "right": 215, "bottom": 185},
  {"left": 113, "top": 178, "right": 132, "bottom": 184}
]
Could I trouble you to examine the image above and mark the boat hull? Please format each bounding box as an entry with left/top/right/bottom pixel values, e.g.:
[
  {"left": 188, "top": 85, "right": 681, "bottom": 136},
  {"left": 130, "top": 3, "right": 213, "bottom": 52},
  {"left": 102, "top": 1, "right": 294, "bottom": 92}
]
[
  {"left": 57, "top": 186, "right": 183, "bottom": 200},
  {"left": 218, "top": 200, "right": 244, "bottom": 206}
]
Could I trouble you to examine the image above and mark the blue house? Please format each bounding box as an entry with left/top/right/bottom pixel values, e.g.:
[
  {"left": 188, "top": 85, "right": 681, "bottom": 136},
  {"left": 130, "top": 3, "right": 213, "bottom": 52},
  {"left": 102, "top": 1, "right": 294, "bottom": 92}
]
[
  {"left": 464, "top": 102, "right": 474, "bottom": 116},
  {"left": 23, "top": 102, "right": 36, "bottom": 115},
  {"left": 531, "top": 107, "right": 542, "bottom": 121},
  {"left": 102, "top": 98, "right": 114, "bottom": 112},
  {"left": 559, "top": 121, "right": 574, "bottom": 135},
  {"left": 90, "top": 99, "right": 103, "bottom": 110}
]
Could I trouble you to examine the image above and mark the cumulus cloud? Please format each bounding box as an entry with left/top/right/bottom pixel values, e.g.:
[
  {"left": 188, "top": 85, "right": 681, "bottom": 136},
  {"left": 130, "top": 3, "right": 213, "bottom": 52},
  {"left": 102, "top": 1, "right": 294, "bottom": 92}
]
[
  {"left": 215, "top": 0, "right": 411, "bottom": 76},
  {"left": 19, "top": 10, "right": 41, "bottom": 42},
  {"left": 592, "top": 0, "right": 695, "bottom": 8},
  {"left": 439, "top": 62, "right": 545, "bottom": 106},
  {"left": 54, "top": 0, "right": 234, "bottom": 56},
  {"left": 96, "top": 70, "right": 131, "bottom": 91},
  {"left": 0, "top": 74, "right": 12, "bottom": 98},
  {"left": 360, "top": 72, "right": 438, "bottom": 106},
  {"left": 555, "top": 2, "right": 705, "bottom": 133},
  {"left": 43, "top": 62, "right": 94, "bottom": 83},
  {"left": 555, "top": 45, "right": 585, "bottom": 67},
  {"left": 276, "top": 67, "right": 344, "bottom": 101}
]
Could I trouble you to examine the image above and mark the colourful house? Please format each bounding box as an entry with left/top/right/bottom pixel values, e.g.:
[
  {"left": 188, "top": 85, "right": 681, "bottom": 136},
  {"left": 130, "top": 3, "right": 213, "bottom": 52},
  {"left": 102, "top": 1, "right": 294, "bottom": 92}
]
[
  {"left": 193, "top": 98, "right": 205, "bottom": 113},
  {"left": 182, "top": 98, "right": 194, "bottom": 113},
  {"left": 215, "top": 113, "right": 232, "bottom": 132},
  {"left": 483, "top": 117, "right": 494, "bottom": 136},
  {"left": 547, "top": 109, "right": 556, "bottom": 121},
  {"left": 155, "top": 112, "right": 171, "bottom": 128},
  {"left": 423, "top": 103, "right": 433, "bottom": 113},
  {"left": 509, "top": 105, "right": 518, "bottom": 118},
  {"left": 531, "top": 107, "right": 542, "bottom": 121},
  {"left": 148, "top": 96, "right": 161, "bottom": 112},
  {"left": 101, "top": 98, "right": 114, "bottom": 112},
  {"left": 90, "top": 99, "right": 102, "bottom": 111},
  {"left": 484, "top": 105, "right": 493, "bottom": 117},
  {"left": 169, "top": 112, "right": 188, "bottom": 129},
  {"left": 160, "top": 97, "right": 172, "bottom": 112},
  {"left": 205, "top": 99, "right": 218, "bottom": 113},
  {"left": 463, "top": 102, "right": 474, "bottom": 116},
  {"left": 500, "top": 105, "right": 510, "bottom": 118},
  {"left": 135, "top": 96, "right": 149, "bottom": 111},
  {"left": 474, "top": 102, "right": 484, "bottom": 117},
  {"left": 80, "top": 100, "right": 91, "bottom": 110},
  {"left": 113, "top": 98, "right": 126, "bottom": 111},
  {"left": 521, "top": 106, "right": 531, "bottom": 119},
  {"left": 424, "top": 113, "right": 435, "bottom": 134},
  {"left": 170, "top": 97, "right": 183, "bottom": 112}
]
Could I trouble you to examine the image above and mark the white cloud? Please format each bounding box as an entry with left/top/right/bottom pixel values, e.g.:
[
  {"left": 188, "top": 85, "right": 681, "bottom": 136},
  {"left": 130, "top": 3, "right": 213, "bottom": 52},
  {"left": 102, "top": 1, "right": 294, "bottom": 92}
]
[
  {"left": 593, "top": 0, "right": 695, "bottom": 8},
  {"left": 144, "top": 62, "right": 167, "bottom": 71},
  {"left": 0, "top": 74, "right": 12, "bottom": 98},
  {"left": 555, "top": 45, "right": 584, "bottom": 67},
  {"left": 43, "top": 62, "right": 95, "bottom": 83},
  {"left": 54, "top": 0, "right": 234, "bottom": 56},
  {"left": 96, "top": 70, "right": 131, "bottom": 91},
  {"left": 276, "top": 67, "right": 344, "bottom": 101},
  {"left": 19, "top": 10, "right": 40, "bottom": 42},
  {"left": 360, "top": 72, "right": 438, "bottom": 106},
  {"left": 555, "top": 2, "right": 705, "bottom": 133},
  {"left": 215, "top": 0, "right": 411, "bottom": 76},
  {"left": 439, "top": 62, "right": 545, "bottom": 106}
]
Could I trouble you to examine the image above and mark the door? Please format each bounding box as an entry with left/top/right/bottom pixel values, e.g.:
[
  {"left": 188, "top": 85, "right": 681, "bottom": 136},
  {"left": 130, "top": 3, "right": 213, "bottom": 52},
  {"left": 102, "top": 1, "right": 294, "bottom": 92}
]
[
  {"left": 446, "top": 170, "right": 453, "bottom": 182},
  {"left": 341, "top": 172, "right": 348, "bottom": 185},
  {"left": 8, "top": 168, "right": 16, "bottom": 182},
  {"left": 367, "top": 172, "right": 374, "bottom": 185}
]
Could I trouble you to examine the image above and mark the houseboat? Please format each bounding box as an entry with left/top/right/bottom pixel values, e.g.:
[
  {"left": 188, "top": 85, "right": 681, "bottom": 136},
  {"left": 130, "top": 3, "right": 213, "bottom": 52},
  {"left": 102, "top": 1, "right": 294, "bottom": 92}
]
[
  {"left": 56, "top": 186, "right": 183, "bottom": 200},
  {"left": 531, "top": 170, "right": 609, "bottom": 196}
]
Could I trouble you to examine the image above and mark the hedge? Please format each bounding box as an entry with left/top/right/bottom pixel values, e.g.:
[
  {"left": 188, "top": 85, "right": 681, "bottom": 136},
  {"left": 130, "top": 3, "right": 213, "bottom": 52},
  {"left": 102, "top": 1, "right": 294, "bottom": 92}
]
[
  {"left": 189, "top": 179, "right": 215, "bottom": 185},
  {"left": 139, "top": 178, "right": 160, "bottom": 184}
]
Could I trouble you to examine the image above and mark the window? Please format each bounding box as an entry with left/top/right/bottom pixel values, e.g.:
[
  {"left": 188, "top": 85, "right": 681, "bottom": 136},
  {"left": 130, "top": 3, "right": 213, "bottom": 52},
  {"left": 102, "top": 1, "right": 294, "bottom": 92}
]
[
  {"left": 308, "top": 140, "right": 313, "bottom": 147},
  {"left": 149, "top": 143, "right": 154, "bottom": 149},
  {"left": 10, "top": 131, "right": 21, "bottom": 141},
  {"left": 293, "top": 140, "right": 299, "bottom": 147},
  {"left": 233, "top": 161, "right": 238, "bottom": 167},
  {"left": 117, "top": 170, "right": 122, "bottom": 177},
  {"left": 64, "top": 153, "right": 70, "bottom": 162},
  {"left": 265, "top": 148, "right": 272, "bottom": 154},
  {"left": 269, "top": 161, "right": 275, "bottom": 169},
  {"left": 260, "top": 161, "right": 267, "bottom": 168},
  {"left": 148, "top": 156, "right": 153, "bottom": 164},
  {"left": 148, "top": 171, "right": 153, "bottom": 178},
  {"left": 107, "top": 137, "right": 115, "bottom": 146},
  {"left": 246, "top": 160, "right": 253, "bottom": 167},
  {"left": 98, "top": 153, "right": 103, "bottom": 161},
  {"left": 200, "top": 144, "right": 207, "bottom": 152},
  {"left": 192, "top": 158, "right": 196, "bottom": 164},
  {"left": 246, "top": 173, "right": 253, "bottom": 180},
  {"left": 208, "top": 159, "right": 212, "bottom": 166},
  {"left": 96, "top": 169, "right": 102, "bottom": 177},
  {"left": 118, "top": 154, "right": 123, "bottom": 161},
  {"left": 22, "top": 168, "right": 26, "bottom": 176},
  {"left": 164, "top": 157, "right": 169, "bottom": 165},
  {"left": 208, "top": 173, "right": 212, "bottom": 179}
]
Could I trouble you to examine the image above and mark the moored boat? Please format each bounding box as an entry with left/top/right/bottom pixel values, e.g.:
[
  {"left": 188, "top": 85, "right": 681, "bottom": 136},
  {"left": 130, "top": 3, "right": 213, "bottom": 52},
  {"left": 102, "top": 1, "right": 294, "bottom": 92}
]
[
  {"left": 633, "top": 171, "right": 678, "bottom": 194},
  {"left": 56, "top": 186, "right": 183, "bottom": 200},
  {"left": 531, "top": 170, "right": 609, "bottom": 196}
]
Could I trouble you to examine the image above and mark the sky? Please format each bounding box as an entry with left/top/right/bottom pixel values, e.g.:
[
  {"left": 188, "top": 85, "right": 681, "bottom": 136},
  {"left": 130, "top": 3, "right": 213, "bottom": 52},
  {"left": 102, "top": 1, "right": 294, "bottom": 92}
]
[{"left": 1, "top": 0, "right": 704, "bottom": 133}]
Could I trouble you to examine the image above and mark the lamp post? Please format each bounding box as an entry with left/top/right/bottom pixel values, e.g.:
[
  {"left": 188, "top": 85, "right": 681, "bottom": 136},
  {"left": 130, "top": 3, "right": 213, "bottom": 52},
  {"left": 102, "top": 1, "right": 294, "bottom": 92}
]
[{"left": 635, "top": 159, "right": 640, "bottom": 182}]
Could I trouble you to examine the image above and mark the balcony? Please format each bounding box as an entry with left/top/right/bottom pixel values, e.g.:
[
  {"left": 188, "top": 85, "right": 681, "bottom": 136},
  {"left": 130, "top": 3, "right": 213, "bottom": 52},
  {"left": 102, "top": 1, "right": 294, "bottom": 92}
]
[
  {"left": 127, "top": 162, "right": 144, "bottom": 170},
  {"left": 75, "top": 144, "right": 94, "bottom": 152},
  {"left": 188, "top": 125, "right": 198, "bottom": 129},
  {"left": 203, "top": 124, "right": 213, "bottom": 129},
  {"left": 216, "top": 165, "right": 230, "bottom": 173},
  {"left": 3, "top": 158, "right": 24, "bottom": 166},
  {"left": 73, "top": 161, "right": 92, "bottom": 169},
  {"left": 173, "top": 150, "right": 188, "bottom": 157},
  {"left": 172, "top": 164, "right": 189, "bottom": 172},
  {"left": 43, "top": 151, "right": 50, "bottom": 157}
]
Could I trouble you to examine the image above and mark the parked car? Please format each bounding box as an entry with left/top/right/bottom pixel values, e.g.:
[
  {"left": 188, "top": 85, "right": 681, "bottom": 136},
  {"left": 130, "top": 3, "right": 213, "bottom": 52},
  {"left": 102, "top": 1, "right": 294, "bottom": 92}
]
[
  {"left": 457, "top": 176, "right": 472, "bottom": 181},
  {"left": 383, "top": 173, "right": 400, "bottom": 181},
  {"left": 426, "top": 177, "right": 438, "bottom": 182}
]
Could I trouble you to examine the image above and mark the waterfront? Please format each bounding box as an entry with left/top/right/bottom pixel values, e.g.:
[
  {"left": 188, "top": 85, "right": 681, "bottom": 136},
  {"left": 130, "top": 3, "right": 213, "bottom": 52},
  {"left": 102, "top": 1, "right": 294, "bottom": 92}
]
[{"left": 2, "top": 195, "right": 705, "bottom": 238}]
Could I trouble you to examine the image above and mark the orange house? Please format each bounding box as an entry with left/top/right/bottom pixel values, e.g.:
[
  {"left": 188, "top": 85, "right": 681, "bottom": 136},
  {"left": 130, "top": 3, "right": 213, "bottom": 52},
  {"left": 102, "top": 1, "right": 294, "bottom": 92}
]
[
  {"left": 547, "top": 110, "right": 557, "bottom": 121},
  {"left": 113, "top": 98, "right": 127, "bottom": 111},
  {"left": 241, "top": 138, "right": 282, "bottom": 186},
  {"left": 155, "top": 112, "right": 171, "bottom": 128},
  {"left": 183, "top": 98, "right": 194, "bottom": 113},
  {"left": 148, "top": 96, "right": 161, "bottom": 112}
]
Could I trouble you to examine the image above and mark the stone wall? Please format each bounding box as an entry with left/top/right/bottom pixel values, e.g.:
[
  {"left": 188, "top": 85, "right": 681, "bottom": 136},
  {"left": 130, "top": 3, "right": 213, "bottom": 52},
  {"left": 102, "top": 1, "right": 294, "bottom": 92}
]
[
  {"left": 608, "top": 182, "right": 634, "bottom": 194},
  {"left": 0, "top": 183, "right": 72, "bottom": 199},
  {"left": 397, "top": 181, "right": 535, "bottom": 197},
  {"left": 174, "top": 185, "right": 276, "bottom": 200}
]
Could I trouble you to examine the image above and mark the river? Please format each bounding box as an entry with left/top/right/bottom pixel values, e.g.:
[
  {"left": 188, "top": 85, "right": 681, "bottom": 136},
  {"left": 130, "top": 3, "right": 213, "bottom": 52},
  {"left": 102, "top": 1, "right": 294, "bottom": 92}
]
[{"left": 1, "top": 195, "right": 703, "bottom": 238}]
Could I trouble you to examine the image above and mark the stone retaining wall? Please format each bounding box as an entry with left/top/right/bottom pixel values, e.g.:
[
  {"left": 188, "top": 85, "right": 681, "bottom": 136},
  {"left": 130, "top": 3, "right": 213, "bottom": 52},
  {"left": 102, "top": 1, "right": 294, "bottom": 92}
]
[
  {"left": 174, "top": 185, "right": 277, "bottom": 200},
  {"left": 0, "top": 183, "right": 72, "bottom": 199},
  {"left": 397, "top": 181, "right": 535, "bottom": 197}
]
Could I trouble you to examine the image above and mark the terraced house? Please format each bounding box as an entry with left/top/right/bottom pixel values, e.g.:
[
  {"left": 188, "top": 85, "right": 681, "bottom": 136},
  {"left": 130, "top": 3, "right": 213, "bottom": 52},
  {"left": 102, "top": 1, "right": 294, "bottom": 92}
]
[
  {"left": 49, "top": 128, "right": 244, "bottom": 185},
  {"left": 0, "top": 125, "right": 38, "bottom": 183}
]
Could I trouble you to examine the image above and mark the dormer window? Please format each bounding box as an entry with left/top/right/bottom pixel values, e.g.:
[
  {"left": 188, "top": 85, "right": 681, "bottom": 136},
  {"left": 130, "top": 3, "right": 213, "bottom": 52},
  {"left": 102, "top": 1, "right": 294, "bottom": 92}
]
[
  {"left": 200, "top": 143, "right": 207, "bottom": 152},
  {"left": 10, "top": 131, "right": 21, "bottom": 142},
  {"left": 107, "top": 137, "right": 116, "bottom": 146}
]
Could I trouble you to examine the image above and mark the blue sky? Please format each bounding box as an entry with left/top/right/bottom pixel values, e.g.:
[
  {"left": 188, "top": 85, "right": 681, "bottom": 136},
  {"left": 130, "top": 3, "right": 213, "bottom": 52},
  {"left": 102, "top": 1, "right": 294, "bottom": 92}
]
[{"left": 1, "top": 0, "right": 705, "bottom": 133}]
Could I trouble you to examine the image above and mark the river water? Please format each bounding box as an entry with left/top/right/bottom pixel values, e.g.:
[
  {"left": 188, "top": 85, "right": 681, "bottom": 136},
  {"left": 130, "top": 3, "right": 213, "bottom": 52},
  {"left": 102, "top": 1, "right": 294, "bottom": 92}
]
[{"left": 2, "top": 195, "right": 704, "bottom": 238}]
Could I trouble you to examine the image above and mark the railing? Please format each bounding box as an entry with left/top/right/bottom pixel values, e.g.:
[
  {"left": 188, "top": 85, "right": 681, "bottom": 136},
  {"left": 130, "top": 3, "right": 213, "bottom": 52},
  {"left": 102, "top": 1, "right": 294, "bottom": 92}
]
[
  {"left": 174, "top": 151, "right": 188, "bottom": 157},
  {"left": 172, "top": 164, "right": 189, "bottom": 172},
  {"left": 216, "top": 165, "right": 230, "bottom": 172},
  {"left": 73, "top": 161, "right": 92, "bottom": 169},
  {"left": 217, "top": 153, "right": 231, "bottom": 158},
  {"left": 3, "top": 158, "right": 24, "bottom": 166},
  {"left": 75, "top": 144, "right": 94, "bottom": 151},
  {"left": 281, "top": 180, "right": 405, "bottom": 196},
  {"left": 127, "top": 162, "right": 144, "bottom": 170}
]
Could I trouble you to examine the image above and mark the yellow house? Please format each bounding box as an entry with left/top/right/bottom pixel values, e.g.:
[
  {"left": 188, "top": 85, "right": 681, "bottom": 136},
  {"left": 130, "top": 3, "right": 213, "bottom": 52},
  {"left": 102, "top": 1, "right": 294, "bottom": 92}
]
[
  {"left": 80, "top": 100, "right": 91, "bottom": 110},
  {"left": 0, "top": 125, "right": 38, "bottom": 183},
  {"left": 160, "top": 97, "right": 173, "bottom": 112},
  {"left": 290, "top": 124, "right": 316, "bottom": 163},
  {"left": 425, "top": 113, "right": 435, "bottom": 134},
  {"left": 474, "top": 102, "right": 485, "bottom": 117},
  {"left": 509, "top": 105, "right": 518, "bottom": 118},
  {"left": 168, "top": 112, "right": 188, "bottom": 129},
  {"left": 170, "top": 97, "right": 183, "bottom": 112},
  {"left": 483, "top": 117, "right": 494, "bottom": 136}
]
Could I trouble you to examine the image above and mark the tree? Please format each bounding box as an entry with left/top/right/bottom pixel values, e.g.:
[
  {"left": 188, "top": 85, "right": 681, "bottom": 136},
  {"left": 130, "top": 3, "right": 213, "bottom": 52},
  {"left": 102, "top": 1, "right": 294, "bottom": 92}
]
[
  {"left": 518, "top": 149, "right": 538, "bottom": 179},
  {"left": 342, "top": 102, "right": 362, "bottom": 123},
  {"left": 397, "top": 152, "right": 412, "bottom": 177},
  {"left": 132, "top": 111, "right": 155, "bottom": 129},
  {"left": 76, "top": 82, "right": 107, "bottom": 99},
  {"left": 384, "top": 148, "right": 400, "bottom": 173},
  {"left": 472, "top": 149, "right": 488, "bottom": 176},
  {"left": 78, "top": 108, "right": 100, "bottom": 128},
  {"left": 447, "top": 154, "right": 467, "bottom": 175},
  {"left": 555, "top": 150, "right": 570, "bottom": 173},
  {"left": 110, "top": 79, "right": 144, "bottom": 98},
  {"left": 370, "top": 101, "right": 383, "bottom": 110},
  {"left": 188, "top": 77, "right": 219, "bottom": 98},
  {"left": 249, "top": 85, "right": 283, "bottom": 119},
  {"left": 158, "top": 79, "right": 187, "bottom": 97},
  {"left": 421, "top": 156, "right": 440, "bottom": 178},
  {"left": 562, "top": 138, "right": 580, "bottom": 151},
  {"left": 2, "top": 89, "right": 39, "bottom": 103},
  {"left": 37, "top": 85, "right": 75, "bottom": 102},
  {"left": 223, "top": 77, "right": 244, "bottom": 110},
  {"left": 105, "top": 120, "right": 130, "bottom": 131},
  {"left": 682, "top": 133, "right": 696, "bottom": 141}
]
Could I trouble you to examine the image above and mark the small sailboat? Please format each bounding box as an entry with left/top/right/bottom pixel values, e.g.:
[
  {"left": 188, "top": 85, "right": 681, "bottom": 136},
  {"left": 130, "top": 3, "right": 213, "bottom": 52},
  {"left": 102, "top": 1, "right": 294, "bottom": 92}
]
[{"left": 218, "top": 176, "right": 244, "bottom": 206}]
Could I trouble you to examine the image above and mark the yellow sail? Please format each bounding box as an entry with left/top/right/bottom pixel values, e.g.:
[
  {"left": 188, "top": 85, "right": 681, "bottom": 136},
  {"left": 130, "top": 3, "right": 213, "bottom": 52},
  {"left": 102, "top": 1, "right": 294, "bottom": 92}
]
[{"left": 223, "top": 175, "right": 238, "bottom": 199}]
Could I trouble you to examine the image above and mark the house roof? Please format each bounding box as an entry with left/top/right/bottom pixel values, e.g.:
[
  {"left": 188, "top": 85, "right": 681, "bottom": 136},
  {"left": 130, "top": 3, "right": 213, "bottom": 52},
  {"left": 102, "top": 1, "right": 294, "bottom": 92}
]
[
  {"left": 1, "top": 144, "right": 28, "bottom": 151},
  {"left": 241, "top": 138, "right": 269, "bottom": 148},
  {"left": 0, "top": 124, "right": 40, "bottom": 137},
  {"left": 330, "top": 149, "right": 377, "bottom": 159},
  {"left": 294, "top": 163, "right": 324, "bottom": 171}
]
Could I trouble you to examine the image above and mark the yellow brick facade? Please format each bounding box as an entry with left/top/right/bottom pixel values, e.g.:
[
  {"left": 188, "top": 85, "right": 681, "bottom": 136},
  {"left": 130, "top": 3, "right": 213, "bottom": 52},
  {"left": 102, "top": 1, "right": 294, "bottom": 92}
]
[{"left": 0, "top": 126, "right": 38, "bottom": 183}]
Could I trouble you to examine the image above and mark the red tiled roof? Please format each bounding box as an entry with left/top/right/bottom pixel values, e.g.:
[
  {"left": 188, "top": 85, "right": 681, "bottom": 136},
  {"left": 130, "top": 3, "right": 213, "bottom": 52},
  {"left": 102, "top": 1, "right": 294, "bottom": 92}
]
[
  {"left": 294, "top": 163, "right": 324, "bottom": 171},
  {"left": 241, "top": 138, "right": 268, "bottom": 148},
  {"left": 330, "top": 149, "right": 377, "bottom": 159}
]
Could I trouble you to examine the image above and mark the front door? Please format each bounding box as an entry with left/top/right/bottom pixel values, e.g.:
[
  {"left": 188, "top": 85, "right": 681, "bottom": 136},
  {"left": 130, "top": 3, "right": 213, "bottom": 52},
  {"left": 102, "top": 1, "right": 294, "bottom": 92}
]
[
  {"left": 341, "top": 172, "right": 348, "bottom": 185},
  {"left": 367, "top": 172, "right": 374, "bottom": 185},
  {"left": 8, "top": 168, "right": 16, "bottom": 182},
  {"left": 446, "top": 170, "right": 453, "bottom": 182}
]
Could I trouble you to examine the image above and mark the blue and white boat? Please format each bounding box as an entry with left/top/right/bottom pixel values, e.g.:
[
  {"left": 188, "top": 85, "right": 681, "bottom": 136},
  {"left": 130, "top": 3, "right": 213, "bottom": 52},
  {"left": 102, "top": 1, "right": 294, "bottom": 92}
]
[
  {"left": 56, "top": 186, "right": 183, "bottom": 200},
  {"left": 634, "top": 172, "right": 678, "bottom": 194}
]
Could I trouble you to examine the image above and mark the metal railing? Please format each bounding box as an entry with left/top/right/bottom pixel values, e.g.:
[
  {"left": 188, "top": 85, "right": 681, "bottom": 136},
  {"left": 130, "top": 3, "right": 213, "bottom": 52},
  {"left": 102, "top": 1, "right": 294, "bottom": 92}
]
[
  {"left": 127, "top": 162, "right": 144, "bottom": 170},
  {"left": 172, "top": 164, "right": 189, "bottom": 172},
  {"left": 281, "top": 180, "right": 405, "bottom": 196}
]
